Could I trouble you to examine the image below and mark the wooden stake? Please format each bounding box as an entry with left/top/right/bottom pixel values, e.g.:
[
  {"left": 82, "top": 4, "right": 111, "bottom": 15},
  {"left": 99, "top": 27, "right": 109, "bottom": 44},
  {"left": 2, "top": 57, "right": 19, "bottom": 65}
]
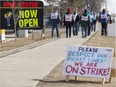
[
  {"left": 102, "top": 78, "right": 105, "bottom": 85},
  {"left": 66, "top": 75, "right": 69, "bottom": 82},
  {"left": 75, "top": 76, "right": 78, "bottom": 80},
  {"left": 109, "top": 76, "right": 112, "bottom": 83},
  {"left": 32, "top": 30, "right": 34, "bottom": 40},
  {"left": 0, "top": 40, "right": 2, "bottom": 44}
]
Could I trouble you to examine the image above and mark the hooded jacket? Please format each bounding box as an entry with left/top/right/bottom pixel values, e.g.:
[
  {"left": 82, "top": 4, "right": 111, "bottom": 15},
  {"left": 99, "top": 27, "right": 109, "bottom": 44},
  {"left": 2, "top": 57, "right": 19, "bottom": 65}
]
[
  {"left": 51, "top": 12, "right": 60, "bottom": 26},
  {"left": 80, "top": 12, "right": 90, "bottom": 27},
  {"left": 99, "top": 12, "right": 110, "bottom": 23}
]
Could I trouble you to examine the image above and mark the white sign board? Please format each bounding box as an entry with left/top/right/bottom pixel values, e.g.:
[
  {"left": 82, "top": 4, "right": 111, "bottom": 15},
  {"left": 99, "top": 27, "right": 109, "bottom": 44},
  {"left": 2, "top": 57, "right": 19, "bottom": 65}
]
[{"left": 63, "top": 46, "right": 114, "bottom": 79}]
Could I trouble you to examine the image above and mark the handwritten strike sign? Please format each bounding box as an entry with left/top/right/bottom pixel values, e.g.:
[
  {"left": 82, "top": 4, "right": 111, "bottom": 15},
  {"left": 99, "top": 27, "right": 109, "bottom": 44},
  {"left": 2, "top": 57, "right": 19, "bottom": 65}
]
[
  {"left": 63, "top": 46, "right": 114, "bottom": 79},
  {"left": 0, "top": 1, "right": 43, "bottom": 30}
]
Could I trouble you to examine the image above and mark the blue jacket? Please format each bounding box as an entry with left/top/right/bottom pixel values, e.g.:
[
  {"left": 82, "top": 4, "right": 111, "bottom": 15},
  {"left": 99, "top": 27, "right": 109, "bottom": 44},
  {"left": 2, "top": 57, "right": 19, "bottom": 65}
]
[
  {"left": 87, "top": 10, "right": 91, "bottom": 15},
  {"left": 51, "top": 15, "right": 60, "bottom": 26}
]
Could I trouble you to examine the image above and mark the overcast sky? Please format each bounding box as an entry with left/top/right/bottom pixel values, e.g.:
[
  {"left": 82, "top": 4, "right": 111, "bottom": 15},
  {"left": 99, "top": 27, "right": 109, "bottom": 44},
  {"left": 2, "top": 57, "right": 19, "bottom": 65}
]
[
  {"left": 107, "top": 0, "right": 116, "bottom": 14},
  {"left": 40, "top": 0, "right": 116, "bottom": 14}
]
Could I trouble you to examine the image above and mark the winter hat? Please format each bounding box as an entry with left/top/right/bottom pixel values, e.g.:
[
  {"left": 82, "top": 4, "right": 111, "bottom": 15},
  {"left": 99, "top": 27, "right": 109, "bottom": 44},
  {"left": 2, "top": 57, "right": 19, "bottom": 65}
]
[
  {"left": 84, "top": 9, "right": 87, "bottom": 13},
  {"left": 67, "top": 8, "right": 71, "bottom": 13},
  {"left": 102, "top": 9, "right": 106, "bottom": 13}
]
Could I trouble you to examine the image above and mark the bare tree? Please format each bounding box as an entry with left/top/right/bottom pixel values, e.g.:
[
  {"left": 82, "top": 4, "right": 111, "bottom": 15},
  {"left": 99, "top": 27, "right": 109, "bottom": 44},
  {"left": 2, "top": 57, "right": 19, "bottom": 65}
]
[
  {"left": 82, "top": 0, "right": 105, "bottom": 12},
  {"left": 45, "top": 0, "right": 60, "bottom": 12},
  {"left": 44, "top": 0, "right": 105, "bottom": 24}
]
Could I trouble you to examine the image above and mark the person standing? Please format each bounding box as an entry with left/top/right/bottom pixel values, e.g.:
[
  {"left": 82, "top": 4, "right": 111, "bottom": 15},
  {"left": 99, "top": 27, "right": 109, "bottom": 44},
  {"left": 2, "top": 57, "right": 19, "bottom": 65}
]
[
  {"left": 99, "top": 9, "right": 110, "bottom": 36},
  {"left": 88, "top": 13, "right": 93, "bottom": 36},
  {"left": 86, "top": 9, "right": 92, "bottom": 36},
  {"left": 72, "top": 11, "right": 80, "bottom": 36},
  {"left": 80, "top": 9, "right": 90, "bottom": 38},
  {"left": 51, "top": 10, "right": 60, "bottom": 38},
  {"left": 92, "top": 12, "right": 97, "bottom": 32},
  {"left": 64, "top": 8, "right": 73, "bottom": 38}
]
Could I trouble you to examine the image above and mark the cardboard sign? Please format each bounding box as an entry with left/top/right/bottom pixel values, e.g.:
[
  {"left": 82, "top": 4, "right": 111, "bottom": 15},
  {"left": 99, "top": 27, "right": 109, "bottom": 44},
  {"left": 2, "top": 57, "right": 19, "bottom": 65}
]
[
  {"left": 0, "top": 1, "right": 43, "bottom": 30},
  {"left": 63, "top": 46, "right": 114, "bottom": 79}
]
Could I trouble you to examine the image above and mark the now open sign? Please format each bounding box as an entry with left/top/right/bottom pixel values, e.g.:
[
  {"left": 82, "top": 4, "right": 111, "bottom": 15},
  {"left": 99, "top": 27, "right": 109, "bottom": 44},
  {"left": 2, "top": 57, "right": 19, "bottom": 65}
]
[{"left": 0, "top": 1, "right": 43, "bottom": 30}]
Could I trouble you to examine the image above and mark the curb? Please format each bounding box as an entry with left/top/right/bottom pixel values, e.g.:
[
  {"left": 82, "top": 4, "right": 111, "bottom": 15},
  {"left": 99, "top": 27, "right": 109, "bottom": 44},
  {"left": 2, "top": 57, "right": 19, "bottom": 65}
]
[
  {"left": 0, "top": 38, "right": 60, "bottom": 58},
  {"left": 0, "top": 30, "right": 97, "bottom": 58},
  {"left": 82, "top": 30, "right": 99, "bottom": 45}
]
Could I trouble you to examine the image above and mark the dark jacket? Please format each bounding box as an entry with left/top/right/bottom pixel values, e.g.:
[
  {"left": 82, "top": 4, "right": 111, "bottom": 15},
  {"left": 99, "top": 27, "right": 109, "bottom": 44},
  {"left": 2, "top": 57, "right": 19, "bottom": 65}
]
[
  {"left": 51, "top": 14, "right": 60, "bottom": 26},
  {"left": 99, "top": 12, "right": 110, "bottom": 23},
  {"left": 73, "top": 13, "right": 80, "bottom": 23},
  {"left": 63, "top": 12, "right": 73, "bottom": 26},
  {"left": 80, "top": 13, "right": 90, "bottom": 27}
]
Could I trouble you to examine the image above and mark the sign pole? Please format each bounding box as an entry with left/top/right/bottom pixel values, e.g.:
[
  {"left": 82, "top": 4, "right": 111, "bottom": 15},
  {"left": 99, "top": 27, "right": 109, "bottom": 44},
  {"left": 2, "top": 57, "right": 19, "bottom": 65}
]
[
  {"left": 41, "top": 29, "right": 44, "bottom": 40},
  {"left": 66, "top": 75, "right": 69, "bottom": 82},
  {"left": 102, "top": 78, "right": 106, "bottom": 85},
  {"left": 14, "top": 24, "right": 17, "bottom": 43},
  {"left": 12, "top": 5, "right": 17, "bottom": 43},
  {"left": 12, "top": 1, "right": 21, "bottom": 43},
  {"left": 75, "top": 76, "right": 78, "bottom": 80},
  {"left": 43, "top": 27, "right": 45, "bottom": 39},
  {"left": 41, "top": 26, "right": 45, "bottom": 40},
  {"left": 0, "top": 30, "right": 1, "bottom": 43},
  {"left": 0, "top": 40, "right": 2, "bottom": 44},
  {"left": 109, "top": 75, "right": 112, "bottom": 83},
  {"left": 41, "top": 29, "right": 43, "bottom": 40},
  {"left": 32, "top": 30, "right": 34, "bottom": 40}
]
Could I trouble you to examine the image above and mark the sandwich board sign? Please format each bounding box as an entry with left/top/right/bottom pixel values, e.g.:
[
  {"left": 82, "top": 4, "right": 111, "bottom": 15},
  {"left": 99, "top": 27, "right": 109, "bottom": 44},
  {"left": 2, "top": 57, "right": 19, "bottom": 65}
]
[
  {"left": 63, "top": 46, "right": 114, "bottom": 84},
  {"left": 0, "top": 1, "right": 43, "bottom": 30}
]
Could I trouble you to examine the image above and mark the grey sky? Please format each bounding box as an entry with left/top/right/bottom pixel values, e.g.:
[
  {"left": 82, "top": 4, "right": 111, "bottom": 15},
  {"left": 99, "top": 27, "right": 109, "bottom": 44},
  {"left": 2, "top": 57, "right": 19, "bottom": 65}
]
[
  {"left": 40, "top": 0, "right": 116, "bottom": 14},
  {"left": 107, "top": 0, "right": 116, "bottom": 14}
]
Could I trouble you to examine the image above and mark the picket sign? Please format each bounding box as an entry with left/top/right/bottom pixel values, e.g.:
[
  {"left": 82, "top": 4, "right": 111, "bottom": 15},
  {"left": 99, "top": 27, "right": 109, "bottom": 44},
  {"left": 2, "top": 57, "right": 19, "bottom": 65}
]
[
  {"left": 109, "top": 75, "right": 112, "bottom": 83},
  {"left": 63, "top": 46, "right": 114, "bottom": 85},
  {"left": 66, "top": 67, "right": 114, "bottom": 85}
]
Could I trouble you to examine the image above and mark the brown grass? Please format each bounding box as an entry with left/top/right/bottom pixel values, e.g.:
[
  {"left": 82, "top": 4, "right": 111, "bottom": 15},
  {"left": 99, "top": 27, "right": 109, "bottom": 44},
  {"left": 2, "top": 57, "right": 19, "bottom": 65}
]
[{"left": 0, "top": 30, "right": 65, "bottom": 52}]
